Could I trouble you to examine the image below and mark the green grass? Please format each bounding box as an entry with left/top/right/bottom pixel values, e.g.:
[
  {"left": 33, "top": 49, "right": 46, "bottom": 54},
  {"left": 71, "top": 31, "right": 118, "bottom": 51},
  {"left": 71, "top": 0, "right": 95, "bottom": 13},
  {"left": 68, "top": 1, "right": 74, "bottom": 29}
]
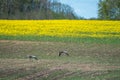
[
  {"left": 61, "top": 70, "right": 120, "bottom": 80},
  {"left": 0, "top": 39, "right": 120, "bottom": 64},
  {"left": 0, "top": 35, "right": 120, "bottom": 44},
  {"left": 0, "top": 38, "right": 120, "bottom": 80},
  {"left": 0, "top": 67, "right": 43, "bottom": 80}
]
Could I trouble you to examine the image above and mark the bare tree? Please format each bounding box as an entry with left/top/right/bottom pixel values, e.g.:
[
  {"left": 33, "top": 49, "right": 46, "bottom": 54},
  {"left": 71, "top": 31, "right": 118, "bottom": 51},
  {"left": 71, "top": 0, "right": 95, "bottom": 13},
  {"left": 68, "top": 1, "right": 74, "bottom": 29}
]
[{"left": 0, "top": 0, "right": 78, "bottom": 19}]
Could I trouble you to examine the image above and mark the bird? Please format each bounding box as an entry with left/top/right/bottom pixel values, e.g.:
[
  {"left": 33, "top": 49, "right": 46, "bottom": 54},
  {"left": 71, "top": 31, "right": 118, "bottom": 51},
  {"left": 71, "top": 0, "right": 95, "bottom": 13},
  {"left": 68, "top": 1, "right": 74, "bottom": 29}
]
[
  {"left": 27, "top": 55, "right": 38, "bottom": 60},
  {"left": 59, "top": 50, "right": 69, "bottom": 56}
]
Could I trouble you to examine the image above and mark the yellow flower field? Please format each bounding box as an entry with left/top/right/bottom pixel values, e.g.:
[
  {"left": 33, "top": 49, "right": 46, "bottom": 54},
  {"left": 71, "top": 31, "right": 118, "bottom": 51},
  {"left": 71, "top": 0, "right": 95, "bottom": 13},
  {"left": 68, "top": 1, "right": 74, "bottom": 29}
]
[{"left": 0, "top": 20, "right": 120, "bottom": 38}]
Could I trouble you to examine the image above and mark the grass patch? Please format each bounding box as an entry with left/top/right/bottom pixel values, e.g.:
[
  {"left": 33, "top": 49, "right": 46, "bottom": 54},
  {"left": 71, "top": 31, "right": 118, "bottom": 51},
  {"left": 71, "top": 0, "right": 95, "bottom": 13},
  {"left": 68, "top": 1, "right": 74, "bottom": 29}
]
[
  {"left": 0, "top": 39, "right": 120, "bottom": 80},
  {"left": 62, "top": 70, "right": 120, "bottom": 80},
  {"left": 0, "top": 40, "right": 120, "bottom": 65},
  {"left": 0, "top": 68, "right": 39, "bottom": 80},
  {"left": 0, "top": 35, "right": 120, "bottom": 44}
]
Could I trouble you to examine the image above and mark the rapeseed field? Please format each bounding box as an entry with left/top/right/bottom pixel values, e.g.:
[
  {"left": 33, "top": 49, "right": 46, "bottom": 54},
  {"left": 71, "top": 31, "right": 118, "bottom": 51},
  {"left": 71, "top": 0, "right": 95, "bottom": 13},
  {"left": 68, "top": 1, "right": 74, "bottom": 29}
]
[{"left": 0, "top": 20, "right": 120, "bottom": 38}]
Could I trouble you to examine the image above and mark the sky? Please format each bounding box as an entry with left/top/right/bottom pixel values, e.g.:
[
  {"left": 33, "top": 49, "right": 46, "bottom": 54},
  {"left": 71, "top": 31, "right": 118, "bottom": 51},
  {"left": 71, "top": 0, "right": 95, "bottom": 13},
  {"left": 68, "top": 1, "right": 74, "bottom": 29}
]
[{"left": 59, "top": 0, "right": 98, "bottom": 19}]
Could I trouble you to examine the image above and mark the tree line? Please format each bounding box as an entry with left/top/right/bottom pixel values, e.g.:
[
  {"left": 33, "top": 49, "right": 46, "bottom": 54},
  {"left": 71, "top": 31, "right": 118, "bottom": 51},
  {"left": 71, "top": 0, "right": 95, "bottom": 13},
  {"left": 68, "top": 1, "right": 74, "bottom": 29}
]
[
  {"left": 0, "top": 0, "right": 120, "bottom": 20},
  {"left": 98, "top": 0, "right": 120, "bottom": 20},
  {"left": 0, "top": 0, "right": 78, "bottom": 19}
]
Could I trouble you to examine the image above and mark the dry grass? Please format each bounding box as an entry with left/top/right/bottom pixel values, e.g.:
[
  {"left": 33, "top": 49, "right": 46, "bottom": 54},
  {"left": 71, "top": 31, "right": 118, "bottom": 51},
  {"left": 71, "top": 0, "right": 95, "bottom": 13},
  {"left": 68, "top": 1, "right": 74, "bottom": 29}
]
[{"left": 0, "top": 40, "right": 120, "bottom": 80}]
